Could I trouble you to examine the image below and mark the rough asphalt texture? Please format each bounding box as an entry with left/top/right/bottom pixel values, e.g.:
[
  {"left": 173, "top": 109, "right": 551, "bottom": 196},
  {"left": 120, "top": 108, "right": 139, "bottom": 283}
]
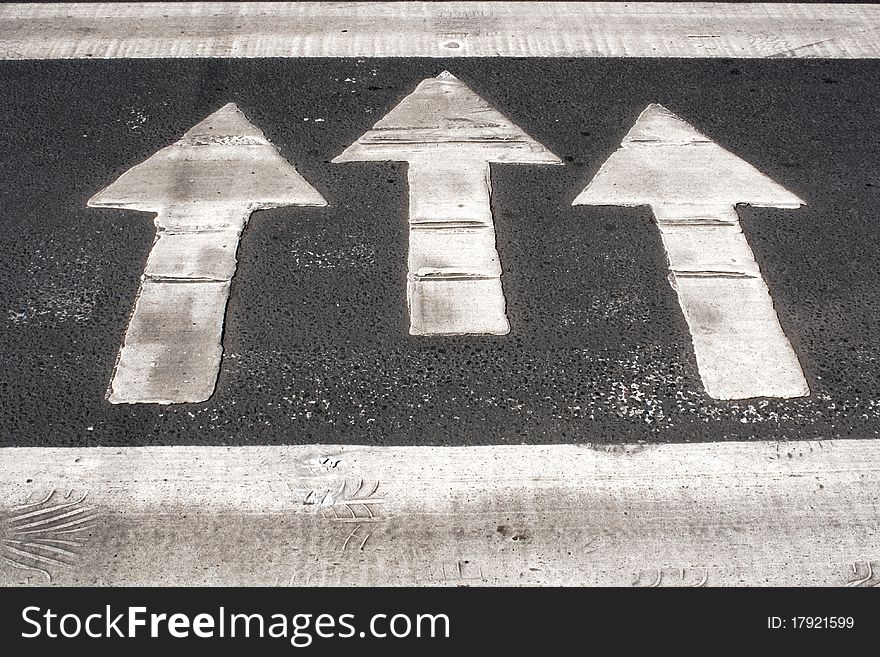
[{"left": 0, "top": 58, "right": 877, "bottom": 446}]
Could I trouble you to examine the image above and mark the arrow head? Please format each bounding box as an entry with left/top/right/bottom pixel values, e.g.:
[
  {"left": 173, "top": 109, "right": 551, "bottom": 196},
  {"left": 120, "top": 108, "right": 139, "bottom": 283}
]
[
  {"left": 333, "top": 71, "right": 561, "bottom": 165},
  {"left": 89, "top": 103, "right": 327, "bottom": 213},
  {"left": 574, "top": 103, "right": 804, "bottom": 209}
]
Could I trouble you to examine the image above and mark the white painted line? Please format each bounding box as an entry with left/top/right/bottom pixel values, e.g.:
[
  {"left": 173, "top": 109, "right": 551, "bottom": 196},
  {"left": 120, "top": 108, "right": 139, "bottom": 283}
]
[
  {"left": 2, "top": 2, "right": 880, "bottom": 59},
  {"left": 89, "top": 103, "right": 326, "bottom": 404},
  {"left": 334, "top": 71, "right": 560, "bottom": 335},
  {"left": 2, "top": 1, "right": 874, "bottom": 591},
  {"left": 1, "top": 441, "right": 877, "bottom": 585},
  {"left": 575, "top": 104, "right": 809, "bottom": 400}
]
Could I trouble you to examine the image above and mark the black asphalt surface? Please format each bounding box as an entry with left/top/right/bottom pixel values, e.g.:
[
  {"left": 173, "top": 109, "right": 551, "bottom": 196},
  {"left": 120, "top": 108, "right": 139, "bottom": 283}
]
[{"left": 1, "top": 58, "right": 878, "bottom": 446}]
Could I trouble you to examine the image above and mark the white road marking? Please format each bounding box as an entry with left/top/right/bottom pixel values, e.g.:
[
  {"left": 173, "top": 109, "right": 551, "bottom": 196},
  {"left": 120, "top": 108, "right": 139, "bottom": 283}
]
[
  {"left": 0, "top": 440, "right": 876, "bottom": 585},
  {"left": 334, "top": 71, "right": 560, "bottom": 335},
  {"left": 575, "top": 104, "right": 809, "bottom": 400},
  {"left": 89, "top": 103, "right": 326, "bottom": 403},
  {"left": 2, "top": 2, "right": 876, "bottom": 588},
  {"left": 2, "top": 2, "right": 880, "bottom": 59}
]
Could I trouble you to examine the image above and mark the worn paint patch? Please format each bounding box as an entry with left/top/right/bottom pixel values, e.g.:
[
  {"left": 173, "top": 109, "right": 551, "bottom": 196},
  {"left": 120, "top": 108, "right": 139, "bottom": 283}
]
[
  {"left": 90, "top": 103, "right": 326, "bottom": 404},
  {"left": 334, "top": 71, "right": 560, "bottom": 335},
  {"left": 1, "top": 490, "right": 98, "bottom": 583},
  {"left": 575, "top": 104, "right": 809, "bottom": 400}
]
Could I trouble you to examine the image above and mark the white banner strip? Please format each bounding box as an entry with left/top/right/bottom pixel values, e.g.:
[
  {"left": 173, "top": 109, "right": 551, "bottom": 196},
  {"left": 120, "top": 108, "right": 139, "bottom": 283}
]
[
  {"left": 1, "top": 2, "right": 880, "bottom": 59},
  {"left": 1, "top": 441, "right": 878, "bottom": 586}
]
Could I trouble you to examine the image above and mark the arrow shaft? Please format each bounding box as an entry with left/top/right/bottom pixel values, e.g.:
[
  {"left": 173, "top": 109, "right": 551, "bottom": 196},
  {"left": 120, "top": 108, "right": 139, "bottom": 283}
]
[
  {"left": 108, "top": 209, "right": 247, "bottom": 404},
  {"left": 654, "top": 205, "right": 808, "bottom": 399},
  {"left": 406, "top": 158, "right": 509, "bottom": 335}
]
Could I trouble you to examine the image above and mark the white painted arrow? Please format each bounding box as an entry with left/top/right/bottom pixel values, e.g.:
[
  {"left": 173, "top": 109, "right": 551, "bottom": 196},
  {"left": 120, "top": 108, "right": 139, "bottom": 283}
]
[
  {"left": 333, "top": 71, "right": 561, "bottom": 335},
  {"left": 574, "top": 103, "right": 809, "bottom": 400},
  {"left": 90, "top": 103, "right": 326, "bottom": 404}
]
